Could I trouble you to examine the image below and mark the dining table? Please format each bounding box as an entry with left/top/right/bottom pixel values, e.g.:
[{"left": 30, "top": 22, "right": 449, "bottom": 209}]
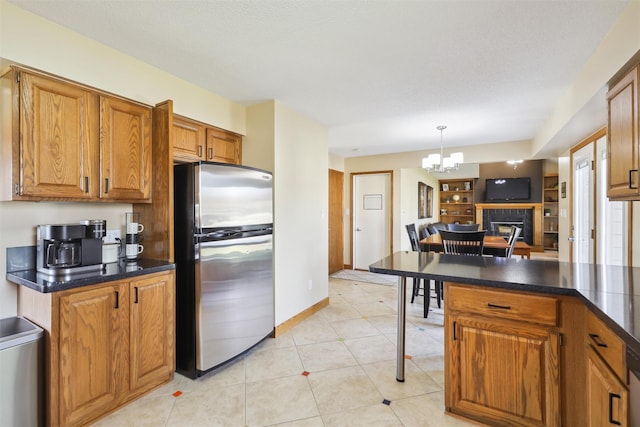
[{"left": 420, "top": 233, "right": 510, "bottom": 256}]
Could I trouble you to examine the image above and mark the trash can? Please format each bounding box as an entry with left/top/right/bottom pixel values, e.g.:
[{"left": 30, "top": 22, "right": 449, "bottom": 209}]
[{"left": 0, "top": 316, "right": 43, "bottom": 427}]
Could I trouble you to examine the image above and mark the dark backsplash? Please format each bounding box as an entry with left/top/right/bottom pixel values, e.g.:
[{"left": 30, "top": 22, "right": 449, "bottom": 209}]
[{"left": 6, "top": 246, "right": 36, "bottom": 273}]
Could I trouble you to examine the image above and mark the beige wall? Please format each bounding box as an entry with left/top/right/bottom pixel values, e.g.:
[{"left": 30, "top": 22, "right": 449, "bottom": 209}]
[
  {"left": 532, "top": 0, "right": 640, "bottom": 156},
  {"left": 0, "top": 2, "right": 246, "bottom": 133},
  {"left": 399, "top": 168, "right": 440, "bottom": 251},
  {"left": 245, "top": 102, "right": 276, "bottom": 173},
  {"left": 246, "top": 100, "right": 330, "bottom": 326},
  {"left": 272, "top": 101, "right": 329, "bottom": 325}
]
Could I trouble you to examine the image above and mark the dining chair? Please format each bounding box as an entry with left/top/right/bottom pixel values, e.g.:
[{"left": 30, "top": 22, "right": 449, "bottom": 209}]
[
  {"left": 447, "top": 223, "right": 480, "bottom": 231},
  {"left": 418, "top": 226, "right": 431, "bottom": 252},
  {"left": 440, "top": 230, "right": 486, "bottom": 256},
  {"left": 505, "top": 226, "right": 522, "bottom": 258},
  {"left": 405, "top": 224, "right": 440, "bottom": 317},
  {"left": 426, "top": 222, "right": 449, "bottom": 235}
]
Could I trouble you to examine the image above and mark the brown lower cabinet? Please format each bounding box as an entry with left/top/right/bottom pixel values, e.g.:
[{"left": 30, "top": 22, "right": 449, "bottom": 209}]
[
  {"left": 19, "top": 271, "right": 175, "bottom": 427},
  {"left": 445, "top": 283, "right": 631, "bottom": 427},
  {"left": 445, "top": 284, "right": 560, "bottom": 426},
  {"left": 585, "top": 310, "right": 629, "bottom": 426},
  {"left": 586, "top": 346, "right": 629, "bottom": 426}
]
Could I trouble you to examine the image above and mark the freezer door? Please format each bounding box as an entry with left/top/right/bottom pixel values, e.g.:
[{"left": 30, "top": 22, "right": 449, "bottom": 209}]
[
  {"left": 196, "top": 163, "right": 273, "bottom": 229},
  {"left": 196, "top": 234, "right": 273, "bottom": 371}
]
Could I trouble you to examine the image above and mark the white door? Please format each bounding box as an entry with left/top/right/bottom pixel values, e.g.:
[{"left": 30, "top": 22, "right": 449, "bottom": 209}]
[
  {"left": 596, "top": 136, "right": 628, "bottom": 266},
  {"left": 353, "top": 173, "right": 391, "bottom": 270},
  {"left": 572, "top": 143, "right": 594, "bottom": 263}
]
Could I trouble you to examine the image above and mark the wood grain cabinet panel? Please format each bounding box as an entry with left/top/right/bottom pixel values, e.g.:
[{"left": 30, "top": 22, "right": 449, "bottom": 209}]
[
  {"left": 130, "top": 273, "right": 175, "bottom": 391},
  {"left": 1, "top": 65, "right": 152, "bottom": 202},
  {"left": 18, "top": 271, "right": 175, "bottom": 427},
  {"left": 58, "top": 283, "right": 128, "bottom": 426},
  {"left": 172, "top": 114, "right": 206, "bottom": 161},
  {"left": 205, "top": 127, "right": 242, "bottom": 164},
  {"left": 445, "top": 284, "right": 561, "bottom": 427},
  {"left": 586, "top": 346, "right": 629, "bottom": 426},
  {"left": 607, "top": 65, "right": 640, "bottom": 200},
  {"left": 100, "top": 96, "right": 152, "bottom": 201},
  {"left": 11, "top": 70, "right": 99, "bottom": 199}
]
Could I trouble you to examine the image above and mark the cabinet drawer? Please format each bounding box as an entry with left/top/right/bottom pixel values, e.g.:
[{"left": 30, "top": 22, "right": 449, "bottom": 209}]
[
  {"left": 586, "top": 310, "right": 626, "bottom": 381},
  {"left": 446, "top": 284, "right": 558, "bottom": 326}
]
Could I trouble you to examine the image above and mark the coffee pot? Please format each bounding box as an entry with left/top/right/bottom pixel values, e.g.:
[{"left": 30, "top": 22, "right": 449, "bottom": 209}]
[{"left": 37, "top": 224, "right": 103, "bottom": 276}]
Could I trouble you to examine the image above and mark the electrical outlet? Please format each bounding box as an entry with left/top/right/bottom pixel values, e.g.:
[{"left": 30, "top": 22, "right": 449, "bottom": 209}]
[
  {"left": 308, "top": 279, "right": 313, "bottom": 290},
  {"left": 105, "top": 229, "right": 121, "bottom": 243}
]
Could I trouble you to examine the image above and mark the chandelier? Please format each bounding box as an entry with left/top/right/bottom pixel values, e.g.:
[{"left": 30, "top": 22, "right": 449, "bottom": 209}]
[{"left": 422, "top": 125, "right": 464, "bottom": 173}]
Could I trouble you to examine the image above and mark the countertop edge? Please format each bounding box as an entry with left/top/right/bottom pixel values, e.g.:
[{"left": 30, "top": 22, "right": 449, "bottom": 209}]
[
  {"left": 7, "top": 261, "right": 176, "bottom": 293},
  {"left": 370, "top": 262, "right": 640, "bottom": 358}
]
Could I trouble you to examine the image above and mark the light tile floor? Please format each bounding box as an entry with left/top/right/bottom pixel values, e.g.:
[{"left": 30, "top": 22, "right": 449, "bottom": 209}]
[{"left": 92, "top": 272, "right": 480, "bottom": 427}]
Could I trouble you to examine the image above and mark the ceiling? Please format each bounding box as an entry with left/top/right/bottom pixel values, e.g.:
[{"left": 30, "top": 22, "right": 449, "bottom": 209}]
[{"left": 7, "top": 0, "right": 630, "bottom": 159}]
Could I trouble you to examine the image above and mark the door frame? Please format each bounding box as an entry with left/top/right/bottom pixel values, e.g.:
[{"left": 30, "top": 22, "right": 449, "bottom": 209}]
[
  {"left": 350, "top": 170, "right": 394, "bottom": 270},
  {"left": 328, "top": 169, "right": 344, "bottom": 273},
  {"left": 570, "top": 133, "right": 597, "bottom": 264},
  {"left": 569, "top": 127, "right": 633, "bottom": 265}
]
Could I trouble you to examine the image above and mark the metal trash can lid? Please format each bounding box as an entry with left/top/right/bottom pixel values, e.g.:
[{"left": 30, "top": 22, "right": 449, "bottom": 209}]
[{"left": 0, "top": 316, "right": 43, "bottom": 351}]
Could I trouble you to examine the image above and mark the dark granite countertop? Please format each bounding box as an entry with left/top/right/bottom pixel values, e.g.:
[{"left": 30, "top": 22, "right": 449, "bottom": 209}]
[
  {"left": 370, "top": 251, "right": 640, "bottom": 356},
  {"left": 7, "top": 258, "right": 175, "bottom": 293}
]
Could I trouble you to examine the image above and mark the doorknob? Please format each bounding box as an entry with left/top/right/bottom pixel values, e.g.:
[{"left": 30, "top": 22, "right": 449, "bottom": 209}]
[
  {"left": 568, "top": 237, "right": 574, "bottom": 242},
  {"left": 356, "top": 228, "right": 362, "bottom": 231}
]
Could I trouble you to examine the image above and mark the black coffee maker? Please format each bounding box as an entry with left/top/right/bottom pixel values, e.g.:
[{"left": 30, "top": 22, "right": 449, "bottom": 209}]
[{"left": 36, "top": 224, "right": 103, "bottom": 276}]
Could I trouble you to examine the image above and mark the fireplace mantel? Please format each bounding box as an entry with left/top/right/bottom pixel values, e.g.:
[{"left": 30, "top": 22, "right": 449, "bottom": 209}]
[{"left": 475, "top": 203, "right": 543, "bottom": 251}]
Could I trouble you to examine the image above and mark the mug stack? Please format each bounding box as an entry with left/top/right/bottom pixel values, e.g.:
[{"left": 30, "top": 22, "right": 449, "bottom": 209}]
[{"left": 125, "top": 212, "right": 144, "bottom": 261}]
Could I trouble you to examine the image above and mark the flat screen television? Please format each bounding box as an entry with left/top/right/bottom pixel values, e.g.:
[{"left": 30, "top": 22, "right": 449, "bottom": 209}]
[{"left": 485, "top": 177, "right": 531, "bottom": 201}]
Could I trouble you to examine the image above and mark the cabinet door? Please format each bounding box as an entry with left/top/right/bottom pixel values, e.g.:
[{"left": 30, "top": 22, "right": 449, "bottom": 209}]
[
  {"left": 586, "top": 346, "right": 629, "bottom": 427},
  {"left": 130, "top": 273, "right": 175, "bottom": 391},
  {"left": 607, "top": 67, "right": 639, "bottom": 199},
  {"left": 18, "top": 71, "right": 98, "bottom": 199},
  {"left": 447, "top": 315, "right": 560, "bottom": 426},
  {"left": 206, "top": 127, "right": 241, "bottom": 164},
  {"left": 100, "top": 96, "right": 152, "bottom": 201},
  {"left": 58, "top": 284, "right": 128, "bottom": 426},
  {"left": 173, "top": 115, "right": 206, "bottom": 161}
]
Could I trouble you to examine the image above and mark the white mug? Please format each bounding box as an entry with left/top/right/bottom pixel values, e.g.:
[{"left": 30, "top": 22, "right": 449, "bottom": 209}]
[
  {"left": 125, "top": 243, "right": 144, "bottom": 259},
  {"left": 126, "top": 222, "right": 144, "bottom": 234}
]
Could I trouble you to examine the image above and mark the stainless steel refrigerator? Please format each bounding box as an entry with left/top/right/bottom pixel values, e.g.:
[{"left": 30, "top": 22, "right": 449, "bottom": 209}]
[{"left": 174, "top": 162, "right": 273, "bottom": 378}]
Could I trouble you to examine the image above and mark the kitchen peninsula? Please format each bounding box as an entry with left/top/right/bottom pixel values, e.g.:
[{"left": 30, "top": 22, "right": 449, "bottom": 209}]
[{"left": 370, "top": 252, "right": 640, "bottom": 426}]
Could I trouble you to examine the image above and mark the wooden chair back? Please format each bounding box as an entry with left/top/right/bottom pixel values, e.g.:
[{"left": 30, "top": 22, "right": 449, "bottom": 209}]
[
  {"left": 447, "top": 223, "right": 480, "bottom": 231},
  {"left": 440, "top": 230, "right": 486, "bottom": 256}
]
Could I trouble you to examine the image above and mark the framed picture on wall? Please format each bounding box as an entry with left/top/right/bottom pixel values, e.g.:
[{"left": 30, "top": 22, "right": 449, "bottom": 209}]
[
  {"left": 418, "top": 182, "right": 427, "bottom": 219},
  {"left": 427, "top": 185, "right": 433, "bottom": 218}
]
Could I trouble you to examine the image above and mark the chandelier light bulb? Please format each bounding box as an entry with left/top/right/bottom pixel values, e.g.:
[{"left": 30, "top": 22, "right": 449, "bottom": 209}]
[{"left": 421, "top": 125, "right": 463, "bottom": 173}]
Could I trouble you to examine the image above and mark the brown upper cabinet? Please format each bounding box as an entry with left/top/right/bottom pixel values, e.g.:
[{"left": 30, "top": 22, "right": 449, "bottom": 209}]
[
  {"left": 607, "top": 64, "right": 640, "bottom": 200},
  {"left": 206, "top": 127, "right": 242, "bottom": 164},
  {"left": 0, "top": 66, "right": 152, "bottom": 202},
  {"left": 99, "top": 96, "right": 152, "bottom": 201},
  {"left": 172, "top": 114, "right": 242, "bottom": 164},
  {"left": 173, "top": 114, "right": 206, "bottom": 161}
]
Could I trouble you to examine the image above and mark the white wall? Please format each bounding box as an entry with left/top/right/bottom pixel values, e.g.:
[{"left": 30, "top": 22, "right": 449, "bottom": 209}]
[{"left": 272, "top": 101, "right": 329, "bottom": 325}]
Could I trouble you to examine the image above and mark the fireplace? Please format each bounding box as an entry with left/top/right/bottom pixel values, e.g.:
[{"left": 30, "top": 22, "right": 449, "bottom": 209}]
[
  {"left": 491, "top": 221, "right": 525, "bottom": 240},
  {"left": 475, "top": 203, "right": 543, "bottom": 249}
]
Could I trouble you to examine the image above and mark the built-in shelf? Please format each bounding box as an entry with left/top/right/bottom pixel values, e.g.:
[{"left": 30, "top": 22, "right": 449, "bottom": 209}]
[
  {"left": 439, "top": 179, "right": 475, "bottom": 225},
  {"left": 543, "top": 174, "right": 559, "bottom": 251}
]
